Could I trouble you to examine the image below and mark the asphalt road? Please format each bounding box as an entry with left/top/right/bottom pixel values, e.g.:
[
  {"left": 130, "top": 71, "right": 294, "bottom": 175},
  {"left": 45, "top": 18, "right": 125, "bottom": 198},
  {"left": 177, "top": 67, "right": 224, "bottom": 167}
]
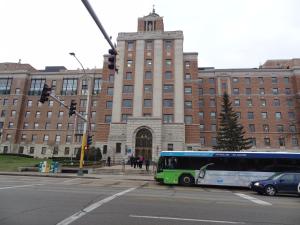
[{"left": 0, "top": 175, "right": 299, "bottom": 225}]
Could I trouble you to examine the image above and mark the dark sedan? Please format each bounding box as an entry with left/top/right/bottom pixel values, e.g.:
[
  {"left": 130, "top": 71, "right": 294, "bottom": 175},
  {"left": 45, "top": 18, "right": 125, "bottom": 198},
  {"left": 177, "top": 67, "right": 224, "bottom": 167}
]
[{"left": 249, "top": 173, "right": 300, "bottom": 196}]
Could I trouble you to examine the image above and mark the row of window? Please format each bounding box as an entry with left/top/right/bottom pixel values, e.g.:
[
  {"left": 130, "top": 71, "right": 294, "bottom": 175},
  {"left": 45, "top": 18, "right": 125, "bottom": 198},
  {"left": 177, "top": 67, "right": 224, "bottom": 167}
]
[
  {"left": 232, "top": 98, "right": 293, "bottom": 107},
  {"left": 199, "top": 137, "right": 299, "bottom": 147}
]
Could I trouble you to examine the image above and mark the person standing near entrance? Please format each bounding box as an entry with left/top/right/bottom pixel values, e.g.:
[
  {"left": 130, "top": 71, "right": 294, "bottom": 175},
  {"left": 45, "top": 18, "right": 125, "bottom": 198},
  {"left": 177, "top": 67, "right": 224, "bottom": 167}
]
[
  {"left": 145, "top": 159, "right": 150, "bottom": 171},
  {"left": 107, "top": 156, "right": 111, "bottom": 167}
]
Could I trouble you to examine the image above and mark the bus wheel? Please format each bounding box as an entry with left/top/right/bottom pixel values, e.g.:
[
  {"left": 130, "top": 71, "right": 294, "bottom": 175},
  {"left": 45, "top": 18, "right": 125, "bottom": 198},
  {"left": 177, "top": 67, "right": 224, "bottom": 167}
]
[
  {"left": 265, "top": 185, "right": 276, "bottom": 196},
  {"left": 179, "top": 174, "right": 195, "bottom": 186}
]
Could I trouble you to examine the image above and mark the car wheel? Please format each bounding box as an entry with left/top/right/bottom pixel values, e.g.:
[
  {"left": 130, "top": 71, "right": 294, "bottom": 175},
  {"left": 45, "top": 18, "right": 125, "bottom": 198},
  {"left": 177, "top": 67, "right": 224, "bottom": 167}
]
[
  {"left": 179, "top": 174, "right": 195, "bottom": 186},
  {"left": 265, "top": 185, "right": 276, "bottom": 196}
]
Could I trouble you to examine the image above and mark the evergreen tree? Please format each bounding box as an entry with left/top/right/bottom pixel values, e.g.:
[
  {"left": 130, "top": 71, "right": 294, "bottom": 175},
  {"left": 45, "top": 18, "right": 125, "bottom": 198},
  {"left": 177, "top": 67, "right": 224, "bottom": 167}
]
[{"left": 213, "top": 92, "right": 252, "bottom": 151}]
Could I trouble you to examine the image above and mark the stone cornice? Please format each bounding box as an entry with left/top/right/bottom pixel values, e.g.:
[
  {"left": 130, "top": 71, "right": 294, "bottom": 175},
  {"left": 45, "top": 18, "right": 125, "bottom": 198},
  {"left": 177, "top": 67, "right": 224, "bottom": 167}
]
[{"left": 117, "top": 31, "right": 183, "bottom": 41}]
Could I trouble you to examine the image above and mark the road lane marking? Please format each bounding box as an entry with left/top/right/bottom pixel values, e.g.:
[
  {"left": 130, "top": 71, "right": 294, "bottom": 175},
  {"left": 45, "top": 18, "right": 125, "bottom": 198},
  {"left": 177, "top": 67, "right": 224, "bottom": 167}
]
[
  {"left": 0, "top": 184, "right": 43, "bottom": 190},
  {"left": 56, "top": 187, "right": 137, "bottom": 225},
  {"left": 235, "top": 193, "right": 272, "bottom": 206},
  {"left": 129, "top": 215, "right": 245, "bottom": 224},
  {"left": 61, "top": 178, "right": 81, "bottom": 183}
]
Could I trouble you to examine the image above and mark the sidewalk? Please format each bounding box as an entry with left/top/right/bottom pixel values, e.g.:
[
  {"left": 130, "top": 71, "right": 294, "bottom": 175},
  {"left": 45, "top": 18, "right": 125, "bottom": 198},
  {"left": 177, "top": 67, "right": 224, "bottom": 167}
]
[{"left": 0, "top": 164, "right": 155, "bottom": 182}]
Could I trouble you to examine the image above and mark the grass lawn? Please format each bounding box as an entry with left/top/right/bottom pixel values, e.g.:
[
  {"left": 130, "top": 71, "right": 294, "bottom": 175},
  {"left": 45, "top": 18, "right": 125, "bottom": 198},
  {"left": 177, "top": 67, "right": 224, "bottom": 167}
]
[{"left": 0, "top": 155, "right": 51, "bottom": 172}]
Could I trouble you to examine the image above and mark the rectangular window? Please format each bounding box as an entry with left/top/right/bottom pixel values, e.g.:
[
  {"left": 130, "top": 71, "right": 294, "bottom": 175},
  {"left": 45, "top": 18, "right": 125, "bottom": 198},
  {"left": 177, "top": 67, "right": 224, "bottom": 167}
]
[
  {"left": 146, "top": 41, "right": 152, "bottom": 50},
  {"left": 163, "top": 99, "right": 173, "bottom": 107},
  {"left": 234, "top": 99, "right": 240, "bottom": 107},
  {"left": 57, "top": 123, "right": 62, "bottom": 130},
  {"left": 43, "top": 135, "right": 49, "bottom": 142},
  {"left": 209, "top": 78, "right": 215, "bottom": 84},
  {"left": 123, "top": 99, "right": 132, "bottom": 108},
  {"left": 66, "top": 135, "right": 72, "bottom": 144},
  {"left": 167, "top": 144, "right": 173, "bottom": 151},
  {"left": 145, "top": 71, "right": 152, "bottom": 80},
  {"left": 292, "top": 137, "right": 298, "bottom": 146},
  {"left": 29, "top": 147, "right": 35, "bottom": 154},
  {"left": 233, "top": 88, "right": 239, "bottom": 95},
  {"left": 264, "top": 138, "right": 271, "bottom": 146},
  {"left": 245, "top": 77, "right": 251, "bottom": 85},
  {"left": 165, "top": 59, "right": 172, "bottom": 68},
  {"left": 209, "top": 88, "right": 215, "bottom": 95},
  {"left": 13, "top": 99, "right": 18, "bottom": 105},
  {"left": 199, "top": 99, "right": 204, "bottom": 107},
  {"left": 198, "top": 112, "right": 204, "bottom": 120},
  {"left": 107, "top": 87, "right": 114, "bottom": 96},
  {"left": 200, "top": 137, "right": 205, "bottom": 146},
  {"left": 249, "top": 124, "right": 255, "bottom": 132},
  {"left": 145, "top": 59, "right": 152, "bottom": 67},
  {"left": 272, "top": 77, "right": 277, "bottom": 84},
  {"left": 285, "top": 88, "right": 291, "bottom": 95},
  {"left": 248, "top": 112, "right": 254, "bottom": 120},
  {"left": 123, "top": 85, "right": 134, "bottom": 93},
  {"left": 260, "top": 99, "right": 266, "bottom": 107},
  {"left": 64, "top": 147, "right": 70, "bottom": 155},
  {"left": 232, "top": 77, "right": 239, "bottom": 83},
  {"left": 184, "top": 87, "right": 192, "bottom": 95},
  {"left": 199, "top": 124, "right": 205, "bottom": 131},
  {"left": 164, "top": 71, "right": 172, "bottom": 80},
  {"left": 185, "top": 74, "right": 191, "bottom": 80},
  {"left": 121, "top": 114, "right": 131, "bottom": 122},
  {"left": 93, "top": 78, "right": 102, "bottom": 94},
  {"left": 258, "top": 77, "right": 264, "bottom": 84},
  {"left": 272, "top": 88, "right": 279, "bottom": 95},
  {"left": 41, "top": 147, "right": 47, "bottom": 155},
  {"left": 80, "top": 99, "right": 87, "bottom": 108},
  {"left": 198, "top": 88, "right": 203, "bottom": 96},
  {"left": 288, "top": 112, "right": 295, "bottom": 119},
  {"left": 273, "top": 99, "right": 280, "bottom": 106},
  {"left": 55, "top": 135, "right": 61, "bottom": 143},
  {"left": 81, "top": 79, "right": 88, "bottom": 95},
  {"left": 127, "top": 41, "right": 134, "bottom": 51},
  {"left": 261, "top": 112, "right": 268, "bottom": 119},
  {"left": 106, "top": 101, "right": 113, "bottom": 109},
  {"left": 263, "top": 124, "right": 269, "bottom": 132},
  {"left": 259, "top": 88, "right": 265, "bottom": 95},
  {"left": 125, "top": 72, "right": 132, "bottom": 80},
  {"left": 29, "top": 79, "right": 45, "bottom": 95},
  {"left": 163, "top": 85, "right": 174, "bottom": 93},
  {"left": 144, "top": 84, "right": 152, "bottom": 93},
  {"left": 245, "top": 88, "right": 251, "bottom": 95},
  {"left": 105, "top": 115, "right": 111, "bottom": 123},
  {"left": 184, "top": 101, "right": 192, "bottom": 109},
  {"left": 165, "top": 40, "right": 173, "bottom": 50},
  {"left": 127, "top": 60, "right": 133, "bottom": 68},
  {"left": 210, "top": 112, "right": 216, "bottom": 120},
  {"left": 144, "top": 99, "right": 152, "bottom": 107},
  {"left": 62, "top": 78, "right": 77, "bottom": 95},
  {"left": 163, "top": 114, "right": 173, "bottom": 123},
  {"left": 275, "top": 112, "right": 282, "bottom": 119},
  {"left": 184, "top": 116, "right": 193, "bottom": 124},
  {"left": 109, "top": 75, "right": 114, "bottom": 83},
  {"left": 247, "top": 99, "right": 253, "bottom": 107},
  {"left": 209, "top": 99, "right": 216, "bottom": 107},
  {"left": 0, "top": 78, "right": 12, "bottom": 95},
  {"left": 277, "top": 125, "right": 284, "bottom": 132},
  {"left": 284, "top": 77, "right": 289, "bottom": 85},
  {"left": 116, "top": 143, "right": 121, "bottom": 153},
  {"left": 287, "top": 99, "right": 293, "bottom": 107}
]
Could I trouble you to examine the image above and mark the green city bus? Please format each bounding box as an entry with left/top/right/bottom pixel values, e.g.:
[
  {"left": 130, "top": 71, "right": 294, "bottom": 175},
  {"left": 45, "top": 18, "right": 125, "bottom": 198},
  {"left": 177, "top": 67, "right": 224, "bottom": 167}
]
[{"left": 154, "top": 151, "right": 300, "bottom": 186}]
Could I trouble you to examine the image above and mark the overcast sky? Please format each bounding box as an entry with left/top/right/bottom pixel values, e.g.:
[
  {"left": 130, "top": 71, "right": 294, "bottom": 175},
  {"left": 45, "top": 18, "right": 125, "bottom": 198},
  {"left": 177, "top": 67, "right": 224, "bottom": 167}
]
[{"left": 1, "top": 0, "right": 299, "bottom": 70}]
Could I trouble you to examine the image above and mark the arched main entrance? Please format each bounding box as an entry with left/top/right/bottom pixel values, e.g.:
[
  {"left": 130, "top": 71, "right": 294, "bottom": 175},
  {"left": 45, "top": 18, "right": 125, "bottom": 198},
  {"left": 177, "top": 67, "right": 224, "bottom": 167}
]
[{"left": 135, "top": 128, "right": 152, "bottom": 160}]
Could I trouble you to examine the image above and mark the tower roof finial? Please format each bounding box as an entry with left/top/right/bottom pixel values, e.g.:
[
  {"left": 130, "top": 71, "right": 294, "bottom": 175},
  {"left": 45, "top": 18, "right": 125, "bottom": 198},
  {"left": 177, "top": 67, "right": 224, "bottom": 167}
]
[{"left": 152, "top": 4, "right": 155, "bottom": 13}]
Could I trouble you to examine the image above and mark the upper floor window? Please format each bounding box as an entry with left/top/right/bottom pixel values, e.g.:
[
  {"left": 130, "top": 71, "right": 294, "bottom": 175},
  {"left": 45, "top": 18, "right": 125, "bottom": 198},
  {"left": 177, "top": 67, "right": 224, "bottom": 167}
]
[
  {"left": 28, "top": 79, "right": 46, "bottom": 95},
  {"left": 272, "top": 77, "right": 277, "bottom": 84},
  {"left": 145, "top": 71, "right": 152, "bottom": 80},
  {"left": 232, "top": 77, "right": 239, "bottom": 83},
  {"left": 184, "top": 116, "right": 193, "bottom": 124},
  {"left": 93, "top": 78, "right": 102, "bottom": 95},
  {"left": 185, "top": 61, "right": 190, "bottom": 69},
  {"left": 165, "top": 59, "right": 172, "bottom": 68},
  {"left": 163, "top": 99, "right": 173, "bottom": 107},
  {"left": 62, "top": 78, "right": 77, "bottom": 95},
  {"left": 245, "top": 77, "right": 251, "bottom": 85},
  {"left": 164, "top": 71, "right": 172, "bottom": 80},
  {"left": 233, "top": 88, "right": 239, "bottom": 95},
  {"left": 127, "top": 41, "right": 134, "bottom": 51},
  {"left": 209, "top": 78, "right": 215, "bottom": 84},
  {"left": 163, "top": 114, "right": 173, "bottom": 123},
  {"left": 123, "top": 85, "right": 134, "bottom": 93},
  {"left": 125, "top": 72, "right": 132, "bottom": 80},
  {"left": 185, "top": 74, "right": 191, "bottom": 80},
  {"left": 27, "top": 100, "right": 32, "bottom": 107},
  {"left": 127, "top": 60, "right": 133, "bottom": 68},
  {"left": 81, "top": 79, "right": 88, "bottom": 95},
  {"left": 146, "top": 41, "right": 152, "bottom": 50},
  {"left": 145, "top": 59, "right": 152, "bottom": 67},
  {"left": 0, "top": 78, "right": 12, "bottom": 95},
  {"left": 144, "top": 85, "right": 152, "bottom": 93},
  {"left": 109, "top": 75, "right": 114, "bottom": 83},
  {"left": 284, "top": 77, "right": 289, "bottom": 85},
  {"left": 107, "top": 87, "right": 114, "bottom": 96},
  {"left": 144, "top": 99, "right": 152, "bottom": 108},
  {"left": 164, "top": 40, "right": 172, "bottom": 51},
  {"left": 163, "top": 85, "right": 174, "bottom": 93},
  {"left": 258, "top": 77, "right": 264, "bottom": 84},
  {"left": 184, "top": 87, "right": 192, "bottom": 94},
  {"left": 123, "top": 99, "right": 133, "bottom": 108}
]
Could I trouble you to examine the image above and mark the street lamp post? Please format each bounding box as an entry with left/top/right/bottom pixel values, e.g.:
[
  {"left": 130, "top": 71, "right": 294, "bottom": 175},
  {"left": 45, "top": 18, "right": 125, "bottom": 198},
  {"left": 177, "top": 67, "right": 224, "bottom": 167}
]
[{"left": 69, "top": 52, "right": 90, "bottom": 176}]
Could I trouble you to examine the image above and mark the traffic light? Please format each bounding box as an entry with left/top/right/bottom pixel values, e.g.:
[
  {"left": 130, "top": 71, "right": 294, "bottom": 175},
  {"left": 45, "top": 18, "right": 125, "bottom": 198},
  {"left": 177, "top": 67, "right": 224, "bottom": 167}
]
[
  {"left": 87, "top": 135, "right": 93, "bottom": 146},
  {"left": 69, "top": 100, "right": 77, "bottom": 117},
  {"left": 39, "top": 84, "right": 51, "bottom": 103},
  {"left": 108, "top": 49, "right": 116, "bottom": 71}
]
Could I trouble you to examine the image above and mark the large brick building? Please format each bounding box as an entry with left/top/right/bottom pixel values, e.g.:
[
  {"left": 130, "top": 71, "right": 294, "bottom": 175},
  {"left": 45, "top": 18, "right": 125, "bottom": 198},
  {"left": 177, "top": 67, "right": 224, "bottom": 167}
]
[{"left": 1, "top": 11, "right": 300, "bottom": 161}]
